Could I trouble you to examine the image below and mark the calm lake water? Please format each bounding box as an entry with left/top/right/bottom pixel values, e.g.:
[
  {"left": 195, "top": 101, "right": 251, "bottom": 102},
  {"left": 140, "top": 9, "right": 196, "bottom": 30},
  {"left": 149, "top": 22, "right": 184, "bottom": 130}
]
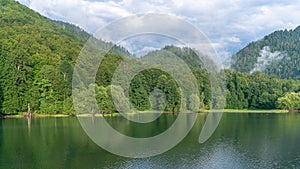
[{"left": 1, "top": 113, "right": 300, "bottom": 169}]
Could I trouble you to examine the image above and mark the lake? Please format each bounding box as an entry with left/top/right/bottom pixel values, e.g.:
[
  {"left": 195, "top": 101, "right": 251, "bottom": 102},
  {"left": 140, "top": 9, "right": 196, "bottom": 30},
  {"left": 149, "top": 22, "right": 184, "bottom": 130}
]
[{"left": 0, "top": 113, "right": 300, "bottom": 169}]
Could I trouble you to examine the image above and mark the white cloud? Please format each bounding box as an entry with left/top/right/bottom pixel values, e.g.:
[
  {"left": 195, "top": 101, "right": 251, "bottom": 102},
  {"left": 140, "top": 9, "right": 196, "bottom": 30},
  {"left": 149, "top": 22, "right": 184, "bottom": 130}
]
[
  {"left": 227, "top": 37, "right": 241, "bottom": 43},
  {"left": 16, "top": 0, "right": 300, "bottom": 59},
  {"left": 28, "top": 0, "right": 132, "bottom": 32}
]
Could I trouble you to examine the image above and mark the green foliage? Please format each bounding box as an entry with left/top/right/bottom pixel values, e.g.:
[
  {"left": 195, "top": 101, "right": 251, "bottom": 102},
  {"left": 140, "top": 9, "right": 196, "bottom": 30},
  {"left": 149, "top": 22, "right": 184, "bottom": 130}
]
[
  {"left": 149, "top": 89, "right": 166, "bottom": 111},
  {"left": 276, "top": 92, "right": 300, "bottom": 110},
  {"left": 225, "top": 70, "right": 300, "bottom": 109},
  {"left": 129, "top": 69, "right": 180, "bottom": 112},
  {"left": 109, "top": 85, "right": 130, "bottom": 113},
  {"left": 0, "top": 0, "right": 83, "bottom": 114},
  {"left": 62, "top": 97, "right": 75, "bottom": 115},
  {"left": 54, "top": 20, "right": 90, "bottom": 42},
  {"left": 231, "top": 26, "right": 300, "bottom": 80},
  {"left": 0, "top": 0, "right": 133, "bottom": 114},
  {"left": 0, "top": 85, "right": 3, "bottom": 114},
  {"left": 188, "top": 94, "right": 200, "bottom": 112},
  {"left": 95, "top": 85, "right": 116, "bottom": 114},
  {"left": 1, "top": 0, "right": 300, "bottom": 115},
  {"left": 95, "top": 85, "right": 131, "bottom": 114}
]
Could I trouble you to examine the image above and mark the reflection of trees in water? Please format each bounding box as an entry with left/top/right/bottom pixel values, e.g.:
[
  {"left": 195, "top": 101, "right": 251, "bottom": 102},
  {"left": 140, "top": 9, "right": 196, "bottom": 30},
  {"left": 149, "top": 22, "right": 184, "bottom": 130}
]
[
  {"left": 0, "top": 84, "right": 3, "bottom": 116},
  {"left": 0, "top": 118, "right": 2, "bottom": 141},
  {"left": 27, "top": 116, "right": 31, "bottom": 135}
]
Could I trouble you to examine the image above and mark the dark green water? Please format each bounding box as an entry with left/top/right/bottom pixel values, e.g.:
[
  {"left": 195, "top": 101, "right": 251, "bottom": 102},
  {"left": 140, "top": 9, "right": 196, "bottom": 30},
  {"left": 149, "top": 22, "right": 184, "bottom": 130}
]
[{"left": 1, "top": 113, "right": 300, "bottom": 169}]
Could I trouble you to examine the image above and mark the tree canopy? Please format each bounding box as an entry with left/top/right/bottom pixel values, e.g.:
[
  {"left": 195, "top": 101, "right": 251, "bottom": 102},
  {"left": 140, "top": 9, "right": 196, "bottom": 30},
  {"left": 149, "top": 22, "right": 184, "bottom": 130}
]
[
  {"left": 0, "top": 0, "right": 300, "bottom": 115},
  {"left": 231, "top": 26, "right": 300, "bottom": 80},
  {"left": 276, "top": 92, "right": 300, "bottom": 110}
]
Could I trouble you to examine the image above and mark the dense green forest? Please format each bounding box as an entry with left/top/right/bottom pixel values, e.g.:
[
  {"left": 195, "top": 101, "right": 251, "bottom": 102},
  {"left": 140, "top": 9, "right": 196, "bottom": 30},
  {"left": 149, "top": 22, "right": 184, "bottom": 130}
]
[
  {"left": 0, "top": 0, "right": 300, "bottom": 115},
  {"left": 0, "top": 0, "right": 131, "bottom": 115},
  {"left": 0, "top": 0, "right": 83, "bottom": 114},
  {"left": 231, "top": 26, "right": 300, "bottom": 80}
]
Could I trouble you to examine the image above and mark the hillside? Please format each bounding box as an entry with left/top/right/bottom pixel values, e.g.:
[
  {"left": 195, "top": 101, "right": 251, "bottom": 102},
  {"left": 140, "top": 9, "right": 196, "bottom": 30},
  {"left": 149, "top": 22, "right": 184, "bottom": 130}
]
[
  {"left": 0, "top": 0, "right": 131, "bottom": 114},
  {"left": 54, "top": 20, "right": 90, "bottom": 42},
  {"left": 0, "top": 0, "right": 86, "bottom": 114},
  {"left": 53, "top": 21, "right": 132, "bottom": 58},
  {"left": 136, "top": 46, "right": 300, "bottom": 110},
  {"left": 231, "top": 26, "right": 300, "bottom": 80},
  {"left": 0, "top": 0, "right": 299, "bottom": 115}
]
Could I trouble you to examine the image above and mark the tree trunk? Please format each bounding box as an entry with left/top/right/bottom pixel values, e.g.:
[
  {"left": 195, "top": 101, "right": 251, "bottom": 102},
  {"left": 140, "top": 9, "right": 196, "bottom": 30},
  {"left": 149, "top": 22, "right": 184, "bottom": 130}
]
[{"left": 27, "top": 103, "right": 31, "bottom": 117}]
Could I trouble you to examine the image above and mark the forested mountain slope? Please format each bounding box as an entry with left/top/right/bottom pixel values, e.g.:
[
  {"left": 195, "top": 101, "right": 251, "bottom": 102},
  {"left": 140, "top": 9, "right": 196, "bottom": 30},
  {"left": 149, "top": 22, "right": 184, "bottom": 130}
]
[
  {"left": 135, "top": 46, "right": 300, "bottom": 110},
  {"left": 0, "top": 0, "right": 130, "bottom": 114},
  {"left": 0, "top": 0, "right": 299, "bottom": 115},
  {"left": 231, "top": 26, "right": 300, "bottom": 80}
]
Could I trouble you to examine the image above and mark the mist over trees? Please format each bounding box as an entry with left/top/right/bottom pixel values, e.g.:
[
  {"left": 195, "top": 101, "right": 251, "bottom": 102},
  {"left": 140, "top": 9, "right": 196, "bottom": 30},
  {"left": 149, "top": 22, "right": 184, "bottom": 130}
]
[{"left": 231, "top": 26, "right": 300, "bottom": 80}]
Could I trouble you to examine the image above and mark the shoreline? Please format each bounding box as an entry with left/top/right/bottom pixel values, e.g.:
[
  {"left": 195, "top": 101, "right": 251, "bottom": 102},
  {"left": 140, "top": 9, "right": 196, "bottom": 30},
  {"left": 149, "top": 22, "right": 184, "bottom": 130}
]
[
  {"left": 208, "top": 109, "right": 289, "bottom": 113},
  {"left": 1, "top": 113, "right": 71, "bottom": 119},
  {"left": 0, "top": 109, "right": 291, "bottom": 119}
]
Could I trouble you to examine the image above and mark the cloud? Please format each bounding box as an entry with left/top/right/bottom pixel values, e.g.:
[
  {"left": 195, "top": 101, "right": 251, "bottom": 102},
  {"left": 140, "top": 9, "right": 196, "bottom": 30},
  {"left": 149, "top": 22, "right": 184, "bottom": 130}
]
[
  {"left": 118, "top": 33, "right": 184, "bottom": 57},
  {"left": 17, "top": 0, "right": 31, "bottom": 6},
  {"left": 16, "top": 0, "right": 300, "bottom": 60},
  {"left": 94, "top": 14, "right": 218, "bottom": 60},
  {"left": 28, "top": 0, "right": 132, "bottom": 33}
]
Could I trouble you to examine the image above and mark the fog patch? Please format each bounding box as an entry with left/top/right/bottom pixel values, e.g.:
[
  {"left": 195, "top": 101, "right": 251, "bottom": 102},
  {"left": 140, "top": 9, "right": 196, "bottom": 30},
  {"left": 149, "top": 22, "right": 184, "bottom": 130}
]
[{"left": 250, "top": 46, "right": 285, "bottom": 74}]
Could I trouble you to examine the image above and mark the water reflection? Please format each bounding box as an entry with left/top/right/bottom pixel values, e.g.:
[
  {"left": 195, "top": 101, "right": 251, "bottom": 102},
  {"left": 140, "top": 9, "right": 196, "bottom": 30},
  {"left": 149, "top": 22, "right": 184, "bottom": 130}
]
[
  {"left": 0, "top": 114, "right": 300, "bottom": 168},
  {"left": 27, "top": 116, "right": 31, "bottom": 129},
  {"left": 199, "top": 112, "right": 223, "bottom": 143}
]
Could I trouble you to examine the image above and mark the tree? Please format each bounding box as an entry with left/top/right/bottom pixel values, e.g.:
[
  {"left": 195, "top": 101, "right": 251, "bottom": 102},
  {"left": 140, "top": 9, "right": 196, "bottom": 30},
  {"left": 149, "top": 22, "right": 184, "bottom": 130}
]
[
  {"left": 62, "top": 97, "right": 75, "bottom": 115},
  {"left": 149, "top": 89, "right": 166, "bottom": 111},
  {"left": 108, "top": 85, "right": 130, "bottom": 114},
  {"left": 57, "top": 60, "right": 73, "bottom": 100},
  {"left": 276, "top": 92, "right": 300, "bottom": 111},
  {"left": 0, "top": 84, "right": 3, "bottom": 114},
  {"left": 188, "top": 94, "right": 200, "bottom": 112}
]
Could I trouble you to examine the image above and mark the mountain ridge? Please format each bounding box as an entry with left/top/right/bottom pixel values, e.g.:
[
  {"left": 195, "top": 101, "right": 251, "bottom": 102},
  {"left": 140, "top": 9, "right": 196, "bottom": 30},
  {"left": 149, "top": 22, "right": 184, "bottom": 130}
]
[
  {"left": 231, "top": 26, "right": 300, "bottom": 80},
  {"left": 0, "top": 0, "right": 299, "bottom": 115}
]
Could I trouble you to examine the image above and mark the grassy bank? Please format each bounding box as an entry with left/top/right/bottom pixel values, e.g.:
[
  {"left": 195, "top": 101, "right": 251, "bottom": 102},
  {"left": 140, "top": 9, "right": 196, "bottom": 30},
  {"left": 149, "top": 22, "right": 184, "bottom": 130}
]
[
  {"left": 204, "top": 109, "right": 289, "bottom": 113},
  {"left": 1, "top": 113, "right": 70, "bottom": 119},
  {"left": 0, "top": 109, "right": 291, "bottom": 119}
]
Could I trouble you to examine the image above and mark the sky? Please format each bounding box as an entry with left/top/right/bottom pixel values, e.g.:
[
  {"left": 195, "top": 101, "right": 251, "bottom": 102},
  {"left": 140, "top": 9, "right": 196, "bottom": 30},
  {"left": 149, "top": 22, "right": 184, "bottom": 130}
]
[{"left": 16, "top": 0, "right": 300, "bottom": 59}]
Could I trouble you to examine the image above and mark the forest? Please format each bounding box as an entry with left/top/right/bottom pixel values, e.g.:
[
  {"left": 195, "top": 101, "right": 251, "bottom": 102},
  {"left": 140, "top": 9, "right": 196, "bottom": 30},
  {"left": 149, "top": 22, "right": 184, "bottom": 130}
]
[
  {"left": 231, "top": 26, "right": 300, "bottom": 80},
  {"left": 0, "top": 0, "right": 300, "bottom": 115}
]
